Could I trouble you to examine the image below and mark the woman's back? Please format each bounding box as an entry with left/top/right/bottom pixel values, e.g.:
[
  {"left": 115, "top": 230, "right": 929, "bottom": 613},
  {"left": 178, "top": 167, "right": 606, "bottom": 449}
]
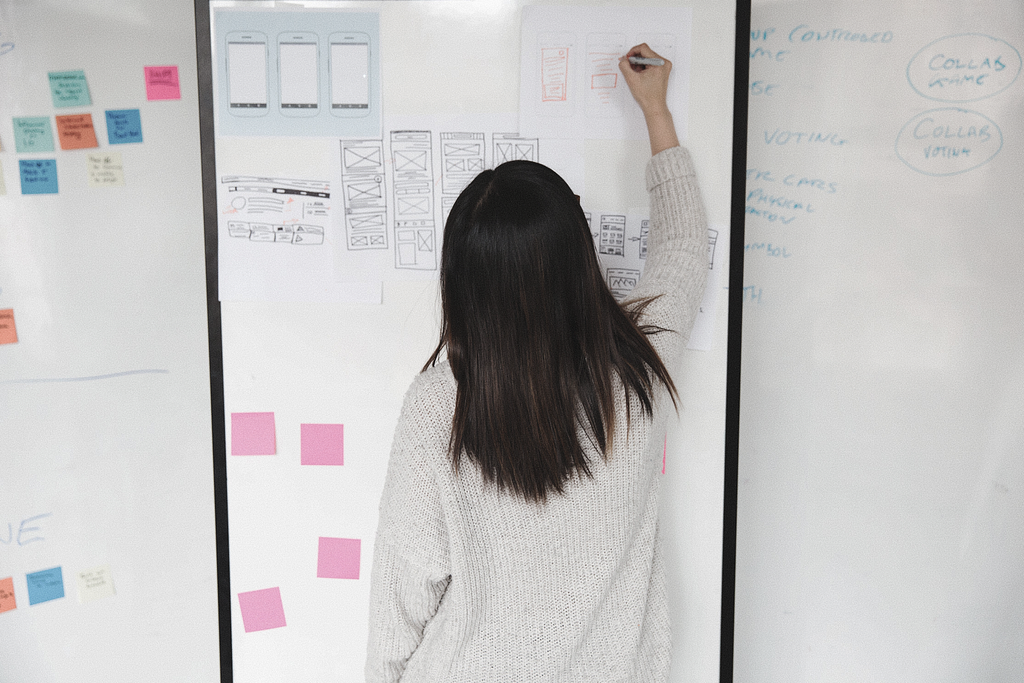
[{"left": 367, "top": 144, "right": 708, "bottom": 682}]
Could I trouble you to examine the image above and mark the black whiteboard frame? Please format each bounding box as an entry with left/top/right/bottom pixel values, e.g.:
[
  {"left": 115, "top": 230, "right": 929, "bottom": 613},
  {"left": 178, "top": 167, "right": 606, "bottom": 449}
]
[
  {"left": 721, "top": 0, "right": 751, "bottom": 681},
  {"left": 194, "top": 0, "right": 233, "bottom": 679}
]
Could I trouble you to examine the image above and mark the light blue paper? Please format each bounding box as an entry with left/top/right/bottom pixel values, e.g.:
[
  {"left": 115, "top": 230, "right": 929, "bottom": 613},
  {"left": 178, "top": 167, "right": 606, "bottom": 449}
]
[
  {"left": 19, "top": 159, "right": 59, "bottom": 195},
  {"left": 26, "top": 566, "right": 64, "bottom": 604},
  {"left": 48, "top": 70, "right": 91, "bottom": 107},
  {"left": 12, "top": 117, "right": 55, "bottom": 152},
  {"left": 213, "top": 10, "right": 381, "bottom": 138},
  {"left": 105, "top": 109, "right": 143, "bottom": 144}
]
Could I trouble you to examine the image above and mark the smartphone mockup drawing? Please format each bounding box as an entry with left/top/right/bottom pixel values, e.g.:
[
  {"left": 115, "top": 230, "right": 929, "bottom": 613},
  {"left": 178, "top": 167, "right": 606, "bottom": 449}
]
[
  {"left": 226, "top": 31, "right": 269, "bottom": 116},
  {"left": 278, "top": 32, "right": 320, "bottom": 116},
  {"left": 329, "top": 32, "right": 370, "bottom": 117}
]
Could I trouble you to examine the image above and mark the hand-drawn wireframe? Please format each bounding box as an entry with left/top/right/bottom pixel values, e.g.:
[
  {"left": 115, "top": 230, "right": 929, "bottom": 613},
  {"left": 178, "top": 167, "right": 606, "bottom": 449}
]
[
  {"left": 390, "top": 130, "right": 437, "bottom": 270},
  {"left": 607, "top": 268, "right": 641, "bottom": 301},
  {"left": 585, "top": 33, "right": 627, "bottom": 117},
  {"left": 539, "top": 32, "right": 575, "bottom": 114},
  {"left": 637, "top": 219, "right": 650, "bottom": 259},
  {"left": 440, "top": 132, "right": 485, "bottom": 225},
  {"left": 493, "top": 133, "right": 540, "bottom": 165},
  {"left": 220, "top": 175, "right": 329, "bottom": 246},
  {"left": 340, "top": 139, "right": 388, "bottom": 249},
  {"left": 707, "top": 228, "right": 718, "bottom": 270},
  {"left": 597, "top": 213, "right": 626, "bottom": 256},
  {"left": 277, "top": 32, "right": 319, "bottom": 116},
  {"left": 226, "top": 32, "right": 269, "bottom": 117}
]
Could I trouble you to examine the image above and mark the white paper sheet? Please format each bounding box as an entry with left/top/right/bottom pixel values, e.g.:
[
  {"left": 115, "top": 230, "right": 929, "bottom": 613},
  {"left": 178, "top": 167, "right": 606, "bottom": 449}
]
[
  {"left": 519, "top": 6, "right": 691, "bottom": 141},
  {"left": 588, "top": 207, "right": 723, "bottom": 351},
  {"left": 332, "top": 113, "right": 586, "bottom": 282},
  {"left": 216, "top": 150, "right": 382, "bottom": 303}
]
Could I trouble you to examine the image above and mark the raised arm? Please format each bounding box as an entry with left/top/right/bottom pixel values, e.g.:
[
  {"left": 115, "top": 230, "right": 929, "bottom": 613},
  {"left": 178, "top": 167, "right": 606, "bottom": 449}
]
[{"left": 618, "top": 43, "right": 679, "bottom": 156}]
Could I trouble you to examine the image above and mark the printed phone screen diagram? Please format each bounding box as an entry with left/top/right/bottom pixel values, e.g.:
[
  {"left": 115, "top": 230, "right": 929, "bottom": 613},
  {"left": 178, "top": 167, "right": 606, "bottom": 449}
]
[
  {"left": 279, "top": 40, "right": 318, "bottom": 110},
  {"left": 228, "top": 40, "right": 268, "bottom": 109},
  {"left": 331, "top": 42, "right": 369, "bottom": 109}
]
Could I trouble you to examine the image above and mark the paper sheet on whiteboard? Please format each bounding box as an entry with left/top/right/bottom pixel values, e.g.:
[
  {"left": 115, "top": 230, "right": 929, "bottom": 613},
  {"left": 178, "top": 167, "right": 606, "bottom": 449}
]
[{"left": 518, "top": 5, "right": 691, "bottom": 141}]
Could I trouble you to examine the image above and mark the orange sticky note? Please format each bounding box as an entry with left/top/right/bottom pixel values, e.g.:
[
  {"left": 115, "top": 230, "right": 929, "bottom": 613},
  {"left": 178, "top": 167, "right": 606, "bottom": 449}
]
[
  {"left": 0, "top": 577, "right": 16, "bottom": 614},
  {"left": 0, "top": 309, "right": 17, "bottom": 345},
  {"left": 55, "top": 113, "right": 99, "bottom": 150}
]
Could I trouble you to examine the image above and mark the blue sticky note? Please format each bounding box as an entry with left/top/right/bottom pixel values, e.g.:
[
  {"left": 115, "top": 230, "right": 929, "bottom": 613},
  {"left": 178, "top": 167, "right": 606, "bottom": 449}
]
[
  {"left": 48, "top": 70, "right": 91, "bottom": 107},
  {"left": 12, "top": 117, "right": 55, "bottom": 153},
  {"left": 26, "top": 567, "right": 64, "bottom": 605},
  {"left": 19, "top": 160, "right": 59, "bottom": 195},
  {"left": 105, "top": 109, "right": 143, "bottom": 145}
]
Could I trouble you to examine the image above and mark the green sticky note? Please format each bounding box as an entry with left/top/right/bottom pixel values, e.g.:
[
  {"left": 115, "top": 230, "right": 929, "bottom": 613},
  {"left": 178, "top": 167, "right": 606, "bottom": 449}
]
[
  {"left": 12, "top": 117, "right": 55, "bottom": 153},
  {"left": 48, "top": 70, "right": 91, "bottom": 108}
]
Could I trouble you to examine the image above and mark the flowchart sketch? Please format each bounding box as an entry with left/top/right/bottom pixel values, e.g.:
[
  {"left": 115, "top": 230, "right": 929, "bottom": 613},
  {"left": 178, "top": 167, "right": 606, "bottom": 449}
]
[
  {"left": 440, "top": 132, "right": 485, "bottom": 225},
  {"left": 340, "top": 139, "right": 388, "bottom": 250},
  {"left": 390, "top": 130, "right": 437, "bottom": 270},
  {"left": 598, "top": 213, "right": 626, "bottom": 256},
  {"left": 493, "top": 133, "right": 539, "bottom": 164},
  {"left": 519, "top": 6, "right": 691, "bottom": 141},
  {"left": 220, "top": 176, "right": 328, "bottom": 246}
]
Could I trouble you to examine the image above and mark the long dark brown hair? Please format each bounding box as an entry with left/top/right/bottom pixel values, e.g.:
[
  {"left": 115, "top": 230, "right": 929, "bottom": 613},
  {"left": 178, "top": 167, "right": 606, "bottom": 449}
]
[{"left": 424, "top": 160, "right": 677, "bottom": 502}]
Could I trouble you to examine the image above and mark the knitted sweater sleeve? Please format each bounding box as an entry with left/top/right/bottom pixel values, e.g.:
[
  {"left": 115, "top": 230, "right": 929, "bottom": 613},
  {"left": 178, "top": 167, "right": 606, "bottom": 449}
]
[
  {"left": 624, "top": 145, "right": 709, "bottom": 370},
  {"left": 366, "top": 373, "right": 452, "bottom": 683}
]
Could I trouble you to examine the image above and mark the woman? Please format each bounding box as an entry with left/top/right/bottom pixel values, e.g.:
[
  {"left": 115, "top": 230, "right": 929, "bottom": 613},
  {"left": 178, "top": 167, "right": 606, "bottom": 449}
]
[{"left": 367, "top": 44, "right": 708, "bottom": 682}]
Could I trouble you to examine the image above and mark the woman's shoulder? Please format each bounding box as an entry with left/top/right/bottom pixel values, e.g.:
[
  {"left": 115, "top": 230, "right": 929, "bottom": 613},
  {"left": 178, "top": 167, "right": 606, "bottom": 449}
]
[{"left": 402, "top": 359, "right": 457, "bottom": 414}]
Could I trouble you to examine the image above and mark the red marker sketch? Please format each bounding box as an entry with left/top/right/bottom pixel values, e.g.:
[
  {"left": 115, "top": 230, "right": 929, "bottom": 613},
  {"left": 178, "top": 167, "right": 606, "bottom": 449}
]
[{"left": 541, "top": 47, "right": 569, "bottom": 102}]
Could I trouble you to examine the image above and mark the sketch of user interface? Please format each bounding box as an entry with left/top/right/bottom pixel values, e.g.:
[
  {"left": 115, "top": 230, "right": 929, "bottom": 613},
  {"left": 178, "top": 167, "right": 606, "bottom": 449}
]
[
  {"left": 278, "top": 33, "right": 319, "bottom": 115},
  {"left": 221, "top": 175, "right": 328, "bottom": 245},
  {"left": 598, "top": 214, "right": 626, "bottom": 256},
  {"left": 586, "top": 34, "right": 627, "bottom": 118},
  {"left": 607, "top": 268, "right": 641, "bottom": 301},
  {"left": 493, "top": 133, "right": 539, "bottom": 165},
  {"left": 390, "top": 131, "right": 437, "bottom": 270},
  {"left": 538, "top": 32, "right": 575, "bottom": 116},
  {"left": 707, "top": 228, "right": 718, "bottom": 269},
  {"left": 340, "top": 139, "right": 387, "bottom": 250},
  {"left": 637, "top": 219, "right": 649, "bottom": 259},
  {"left": 330, "top": 33, "right": 369, "bottom": 116},
  {"left": 440, "top": 132, "right": 485, "bottom": 225},
  {"left": 227, "top": 32, "right": 269, "bottom": 115}
]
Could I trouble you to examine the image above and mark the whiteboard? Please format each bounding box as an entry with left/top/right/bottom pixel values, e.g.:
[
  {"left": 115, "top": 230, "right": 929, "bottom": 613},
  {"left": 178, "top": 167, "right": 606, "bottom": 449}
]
[
  {"left": 0, "top": 0, "right": 220, "bottom": 681},
  {"left": 212, "top": 1, "right": 737, "bottom": 681},
  {"left": 737, "top": 0, "right": 1024, "bottom": 680}
]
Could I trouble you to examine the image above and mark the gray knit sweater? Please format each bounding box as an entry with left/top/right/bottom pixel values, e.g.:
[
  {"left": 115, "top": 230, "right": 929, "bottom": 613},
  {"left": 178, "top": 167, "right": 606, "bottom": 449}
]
[{"left": 366, "top": 145, "right": 708, "bottom": 683}]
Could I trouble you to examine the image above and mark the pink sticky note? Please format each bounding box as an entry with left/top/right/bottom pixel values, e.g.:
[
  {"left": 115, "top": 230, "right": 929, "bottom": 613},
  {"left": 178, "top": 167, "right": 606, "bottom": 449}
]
[
  {"left": 231, "top": 412, "right": 276, "bottom": 455},
  {"left": 301, "top": 423, "right": 344, "bottom": 465},
  {"left": 317, "top": 537, "right": 360, "bottom": 579},
  {"left": 238, "top": 587, "right": 286, "bottom": 632},
  {"left": 144, "top": 66, "right": 180, "bottom": 100}
]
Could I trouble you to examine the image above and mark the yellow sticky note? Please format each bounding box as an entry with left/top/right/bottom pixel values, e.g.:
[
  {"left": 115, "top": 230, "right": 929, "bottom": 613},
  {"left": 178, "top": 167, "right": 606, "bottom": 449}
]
[
  {"left": 0, "top": 309, "right": 17, "bottom": 345},
  {"left": 87, "top": 152, "right": 124, "bottom": 187},
  {"left": 77, "top": 565, "right": 115, "bottom": 604}
]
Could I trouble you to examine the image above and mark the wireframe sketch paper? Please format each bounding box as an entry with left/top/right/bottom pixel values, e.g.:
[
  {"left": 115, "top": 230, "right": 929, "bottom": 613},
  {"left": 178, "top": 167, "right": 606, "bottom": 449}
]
[
  {"left": 213, "top": 10, "right": 381, "bottom": 138},
  {"left": 519, "top": 6, "right": 691, "bottom": 141},
  {"left": 587, "top": 209, "right": 723, "bottom": 351},
  {"left": 332, "top": 112, "right": 585, "bottom": 282}
]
